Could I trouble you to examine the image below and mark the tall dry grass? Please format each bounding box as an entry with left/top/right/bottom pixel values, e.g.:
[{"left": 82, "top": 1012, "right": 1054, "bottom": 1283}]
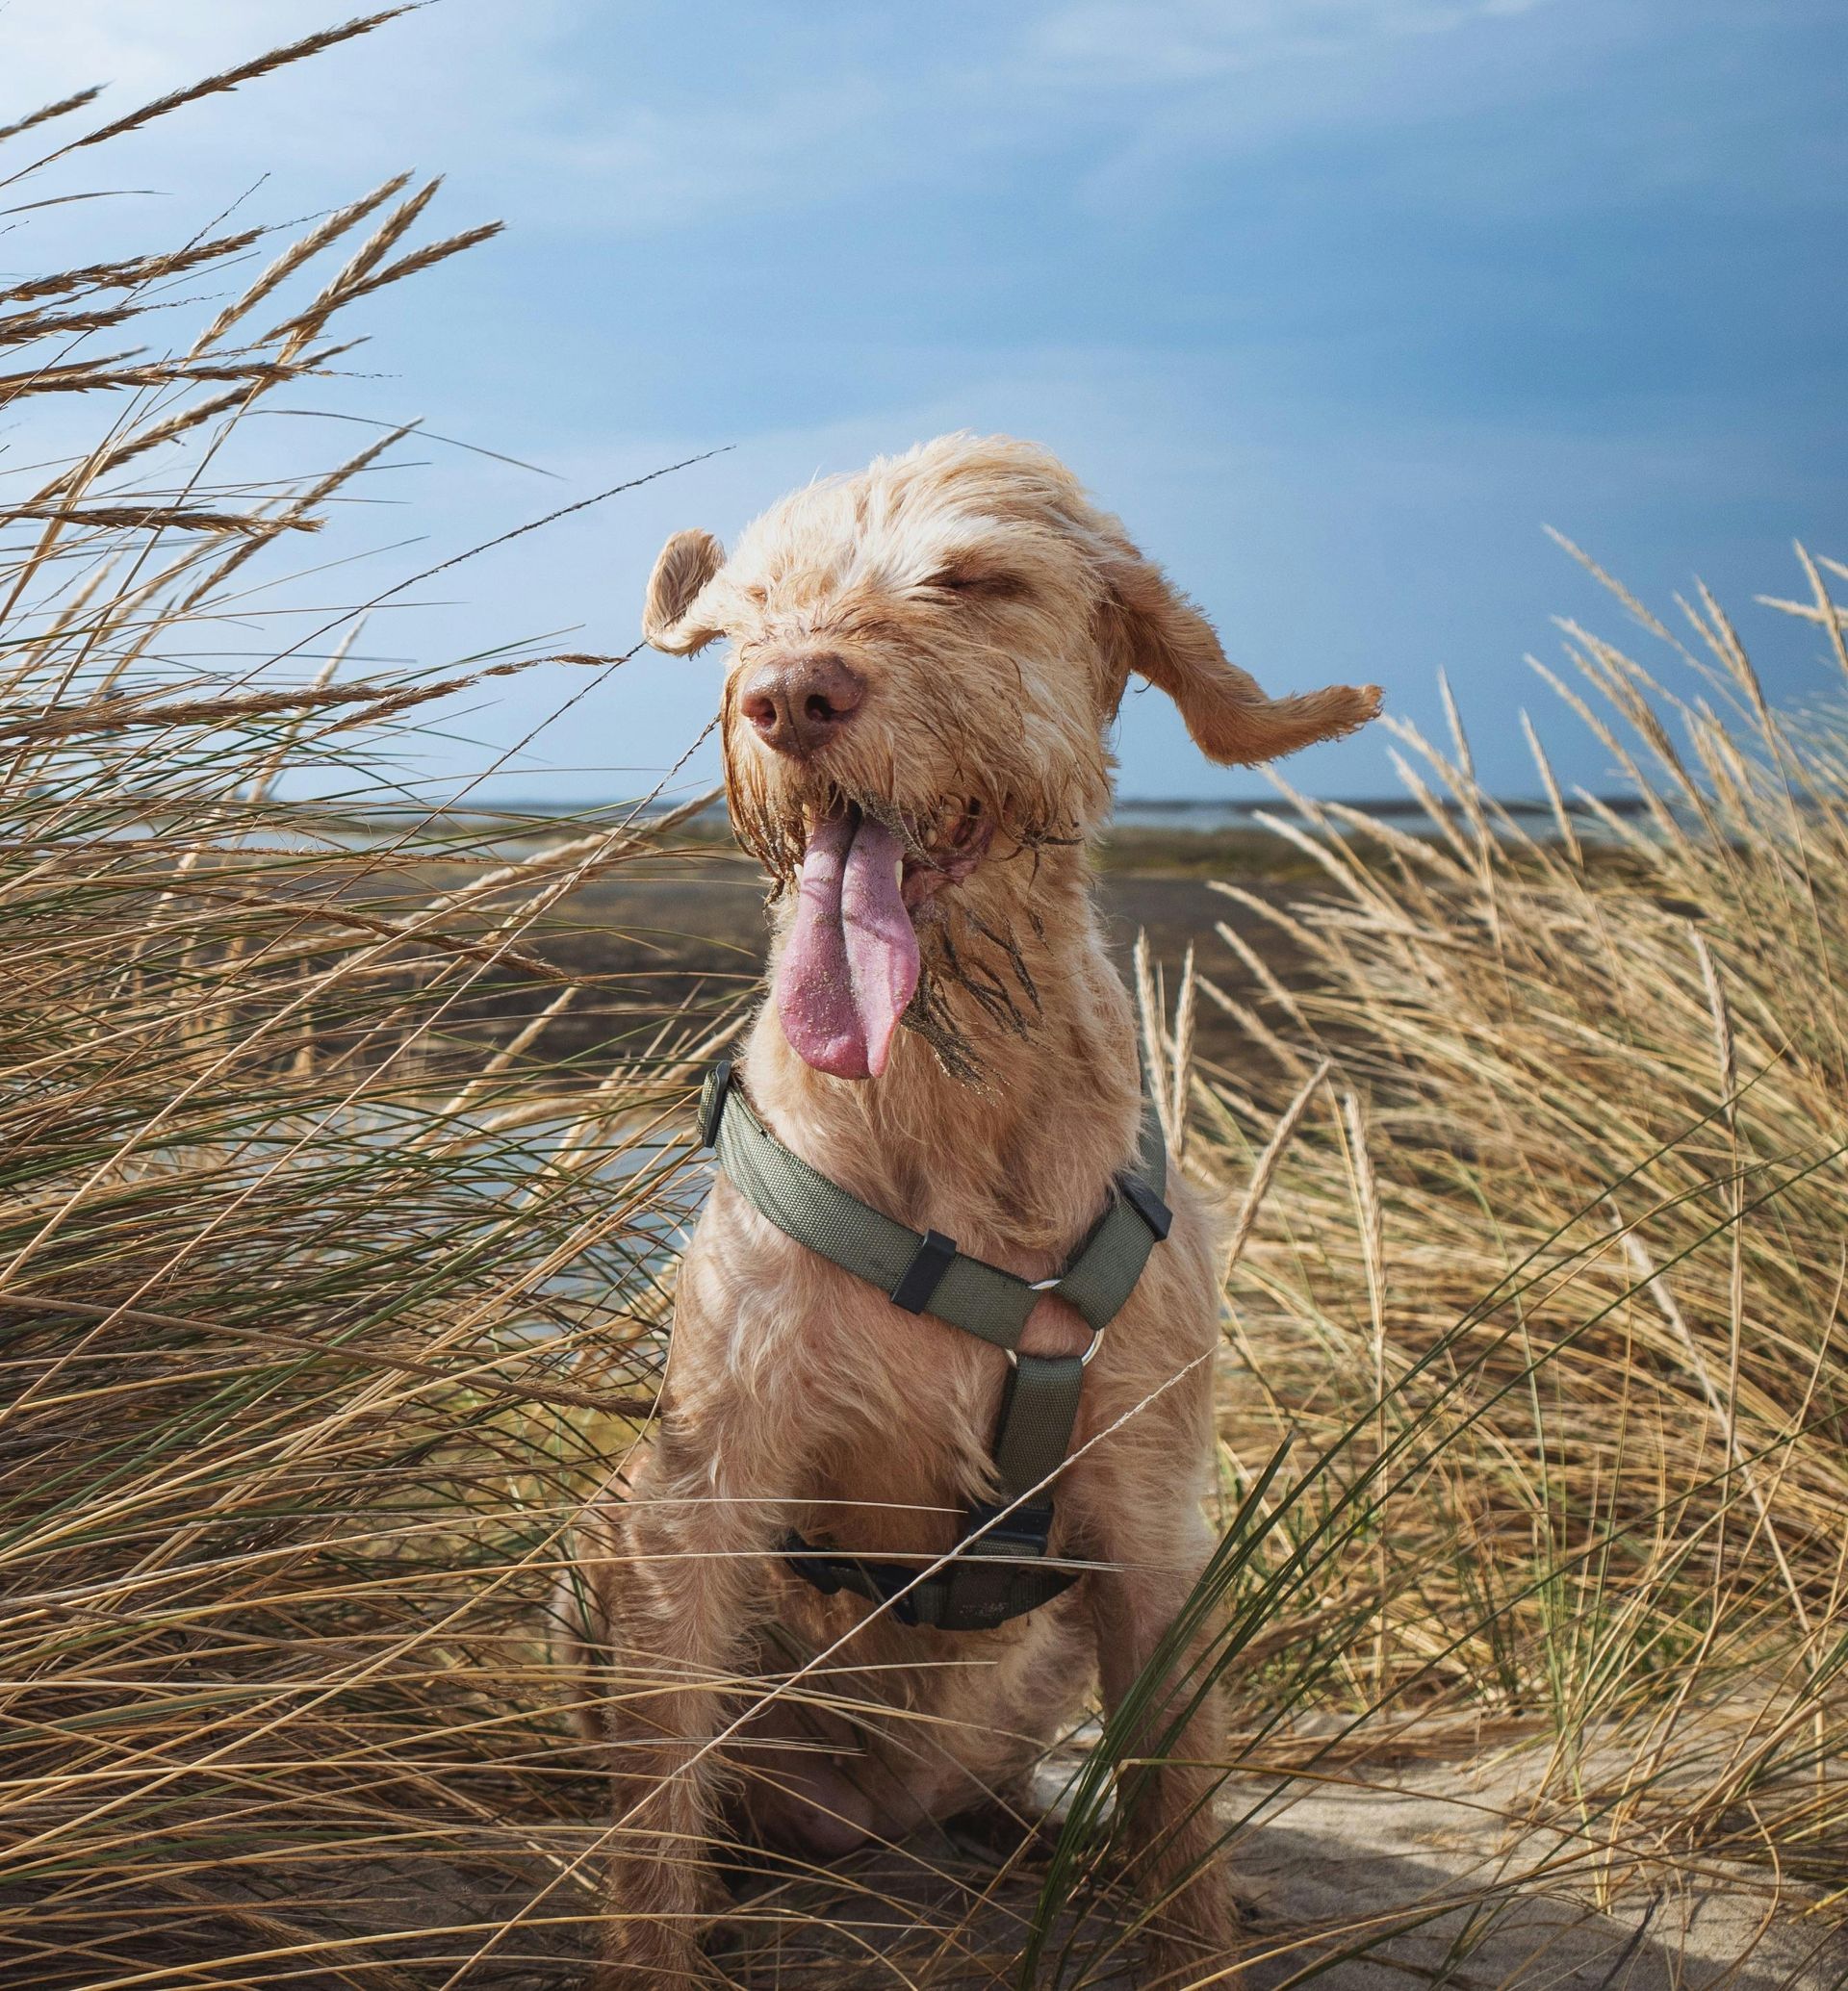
[
  {"left": 1161, "top": 552, "right": 1848, "bottom": 1922},
  {"left": 0, "top": 27, "right": 726, "bottom": 1985}
]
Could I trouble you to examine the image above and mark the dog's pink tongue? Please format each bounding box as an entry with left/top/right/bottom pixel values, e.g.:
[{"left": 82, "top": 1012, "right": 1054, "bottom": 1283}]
[{"left": 777, "top": 811, "right": 919, "bottom": 1080}]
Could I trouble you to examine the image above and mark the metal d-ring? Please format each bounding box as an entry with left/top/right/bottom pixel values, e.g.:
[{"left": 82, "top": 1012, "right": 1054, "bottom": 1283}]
[
  {"left": 1012, "top": 1273, "right": 1105, "bottom": 1367},
  {"left": 1006, "top": 1328, "right": 1105, "bottom": 1368}
]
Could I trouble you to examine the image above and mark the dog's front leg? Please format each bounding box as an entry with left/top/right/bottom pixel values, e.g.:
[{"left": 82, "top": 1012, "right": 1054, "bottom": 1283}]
[
  {"left": 1084, "top": 1497, "right": 1243, "bottom": 1986},
  {"left": 591, "top": 1406, "right": 796, "bottom": 1990}
]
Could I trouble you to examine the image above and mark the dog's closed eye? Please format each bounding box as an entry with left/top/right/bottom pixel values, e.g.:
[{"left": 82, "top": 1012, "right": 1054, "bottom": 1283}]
[{"left": 924, "top": 561, "right": 1025, "bottom": 600}]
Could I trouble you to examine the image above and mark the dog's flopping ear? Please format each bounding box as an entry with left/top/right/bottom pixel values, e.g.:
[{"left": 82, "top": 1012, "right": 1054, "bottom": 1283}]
[
  {"left": 642, "top": 529, "right": 727, "bottom": 654},
  {"left": 1099, "top": 529, "right": 1381, "bottom": 765}
]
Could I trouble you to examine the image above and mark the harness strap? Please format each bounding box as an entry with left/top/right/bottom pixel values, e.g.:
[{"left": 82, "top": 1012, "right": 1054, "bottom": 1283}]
[
  {"left": 783, "top": 1508, "right": 1080, "bottom": 1629},
  {"left": 990, "top": 1351, "right": 1088, "bottom": 1502},
  {"left": 697, "top": 1059, "right": 1170, "bottom": 1633},
  {"left": 703, "top": 1061, "right": 1168, "bottom": 1350}
]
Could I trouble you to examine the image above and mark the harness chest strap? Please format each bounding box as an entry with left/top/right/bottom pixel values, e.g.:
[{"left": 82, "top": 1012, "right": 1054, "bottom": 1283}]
[{"left": 696, "top": 1059, "right": 1171, "bottom": 1632}]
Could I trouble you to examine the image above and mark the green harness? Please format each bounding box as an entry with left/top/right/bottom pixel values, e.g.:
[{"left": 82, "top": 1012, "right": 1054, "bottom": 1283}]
[{"left": 696, "top": 1059, "right": 1171, "bottom": 1633}]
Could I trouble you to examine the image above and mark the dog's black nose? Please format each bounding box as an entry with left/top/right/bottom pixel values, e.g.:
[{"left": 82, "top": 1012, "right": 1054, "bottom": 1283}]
[{"left": 739, "top": 651, "right": 864, "bottom": 757}]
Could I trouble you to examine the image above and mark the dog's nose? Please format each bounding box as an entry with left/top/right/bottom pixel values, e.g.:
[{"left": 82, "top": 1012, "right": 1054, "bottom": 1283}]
[{"left": 739, "top": 651, "right": 864, "bottom": 757}]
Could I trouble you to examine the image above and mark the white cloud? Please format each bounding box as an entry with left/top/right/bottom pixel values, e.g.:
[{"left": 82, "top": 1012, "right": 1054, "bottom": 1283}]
[
  {"left": 0, "top": 2, "right": 929, "bottom": 246},
  {"left": 0, "top": 0, "right": 1560, "bottom": 254}
]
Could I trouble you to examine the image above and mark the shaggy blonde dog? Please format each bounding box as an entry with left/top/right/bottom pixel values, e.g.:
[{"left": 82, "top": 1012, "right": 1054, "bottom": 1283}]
[{"left": 564, "top": 434, "right": 1378, "bottom": 1986}]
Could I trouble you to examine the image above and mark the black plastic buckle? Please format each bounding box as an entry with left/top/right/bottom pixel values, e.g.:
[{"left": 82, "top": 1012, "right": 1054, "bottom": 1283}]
[
  {"left": 698, "top": 1059, "right": 733, "bottom": 1149},
  {"left": 890, "top": 1228, "right": 958, "bottom": 1314},
  {"left": 962, "top": 1499, "right": 1056, "bottom": 1560},
  {"left": 1118, "top": 1172, "right": 1172, "bottom": 1241}
]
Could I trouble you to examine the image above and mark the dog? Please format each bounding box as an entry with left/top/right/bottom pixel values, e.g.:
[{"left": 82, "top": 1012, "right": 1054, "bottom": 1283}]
[{"left": 561, "top": 434, "right": 1378, "bottom": 1986}]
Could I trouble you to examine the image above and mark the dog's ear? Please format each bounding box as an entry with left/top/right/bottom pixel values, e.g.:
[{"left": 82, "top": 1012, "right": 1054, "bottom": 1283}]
[
  {"left": 1099, "top": 530, "right": 1380, "bottom": 765},
  {"left": 643, "top": 529, "right": 727, "bottom": 654}
]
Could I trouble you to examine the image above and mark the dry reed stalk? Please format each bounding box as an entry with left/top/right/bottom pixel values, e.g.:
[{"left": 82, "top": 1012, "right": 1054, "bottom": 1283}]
[
  {"left": 9, "top": 10, "right": 417, "bottom": 175},
  {"left": 0, "top": 648, "right": 618, "bottom": 745},
  {"left": 0, "top": 499, "right": 320, "bottom": 534},
  {"left": 189, "top": 172, "right": 414, "bottom": 357},
  {"left": 0, "top": 86, "right": 105, "bottom": 146},
  {"left": 0, "top": 227, "right": 266, "bottom": 306}
]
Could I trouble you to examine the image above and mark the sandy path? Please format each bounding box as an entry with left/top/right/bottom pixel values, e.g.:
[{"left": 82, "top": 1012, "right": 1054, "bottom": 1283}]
[{"left": 705, "top": 1738, "right": 1842, "bottom": 1989}]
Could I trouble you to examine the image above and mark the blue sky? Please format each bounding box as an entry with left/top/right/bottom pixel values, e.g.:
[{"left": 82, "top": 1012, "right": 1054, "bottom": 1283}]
[{"left": 6, "top": 0, "right": 1846, "bottom": 804}]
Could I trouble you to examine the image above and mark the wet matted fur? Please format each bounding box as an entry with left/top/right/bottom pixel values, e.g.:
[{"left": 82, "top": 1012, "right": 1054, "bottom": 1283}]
[{"left": 561, "top": 434, "right": 1380, "bottom": 1986}]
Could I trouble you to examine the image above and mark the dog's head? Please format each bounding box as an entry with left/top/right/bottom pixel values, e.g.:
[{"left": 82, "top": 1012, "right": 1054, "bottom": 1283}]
[{"left": 644, "top": 433, "right": 1379, "bottom": 1080}]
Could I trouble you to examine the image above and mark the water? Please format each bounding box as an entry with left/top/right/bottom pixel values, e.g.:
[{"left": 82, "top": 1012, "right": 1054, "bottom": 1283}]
[
  {"left": 1106, "top": 795, "right": 1649, "bottom": 835},
  {"left": 325, "top": 791, "right": 1656, "bottom": 851}
]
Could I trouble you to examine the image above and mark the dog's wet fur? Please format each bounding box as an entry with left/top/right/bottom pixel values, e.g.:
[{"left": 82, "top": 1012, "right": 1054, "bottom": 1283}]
[{"left": 559, "top": 434, "right": 1379, "bottom": 1986}]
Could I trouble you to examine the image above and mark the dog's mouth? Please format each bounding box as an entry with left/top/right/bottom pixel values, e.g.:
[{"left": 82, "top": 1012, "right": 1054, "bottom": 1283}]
[{"left": 776, "top": 800, "right": 993, "bottom": 1080}]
